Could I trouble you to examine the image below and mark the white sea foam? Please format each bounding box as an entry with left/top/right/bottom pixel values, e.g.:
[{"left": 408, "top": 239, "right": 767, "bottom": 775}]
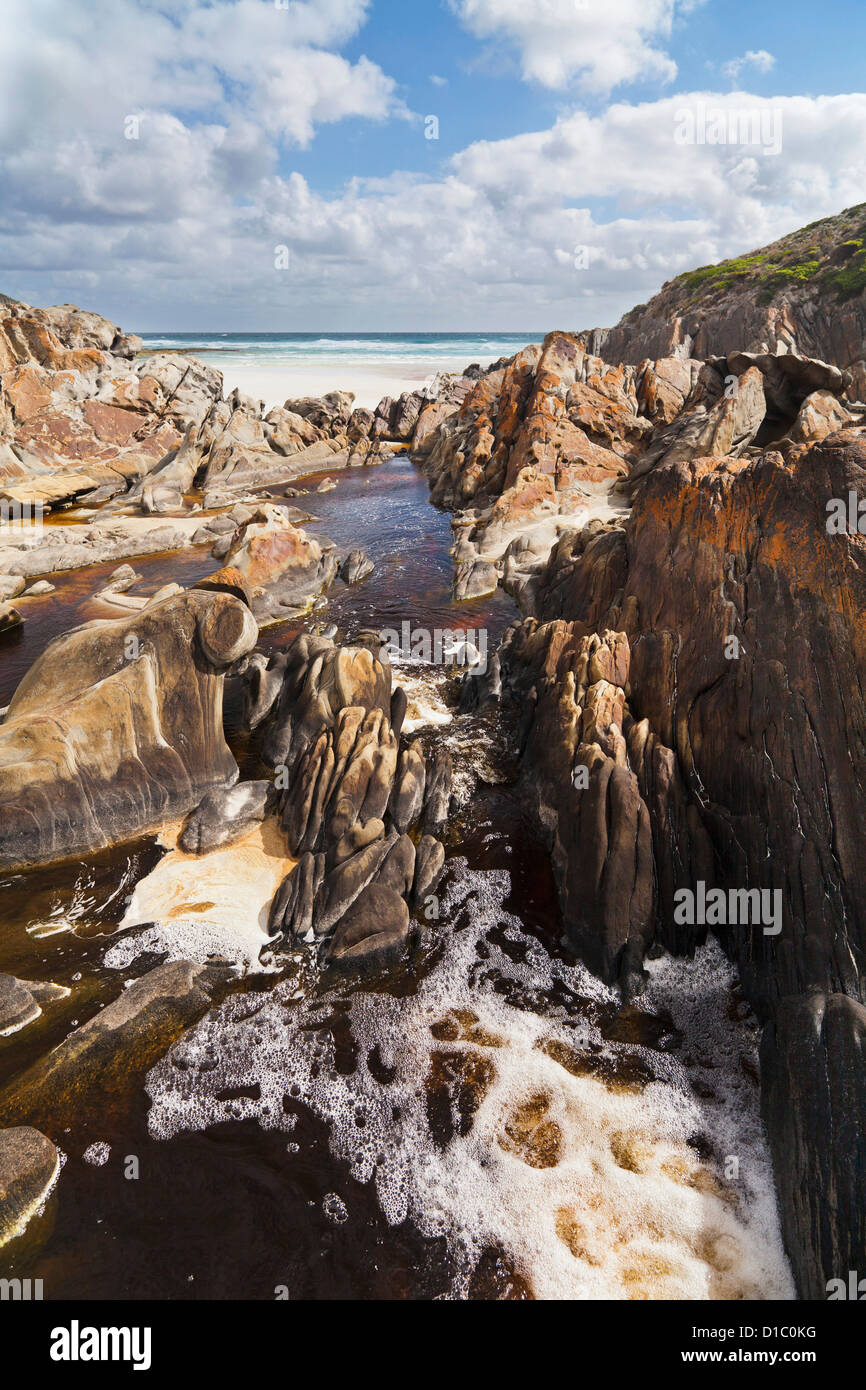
[{"left": 145, "top": 860, "right": 794, "bottom": 1300}]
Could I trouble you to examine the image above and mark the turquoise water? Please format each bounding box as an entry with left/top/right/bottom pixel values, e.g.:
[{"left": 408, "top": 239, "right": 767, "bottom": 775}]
[{"left": 140, "top": 331, "right": 539, "bottom": 369}]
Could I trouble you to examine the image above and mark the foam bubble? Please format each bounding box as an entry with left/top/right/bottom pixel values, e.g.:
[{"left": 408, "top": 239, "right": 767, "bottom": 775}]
[{"left": 145, "top": 860, "right": 794, "bottom": 1300}]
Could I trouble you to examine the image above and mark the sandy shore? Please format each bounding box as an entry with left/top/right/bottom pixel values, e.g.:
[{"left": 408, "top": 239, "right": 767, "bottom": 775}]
[{"left": 199, "top": 355, "right": 485, "bottom": 411}]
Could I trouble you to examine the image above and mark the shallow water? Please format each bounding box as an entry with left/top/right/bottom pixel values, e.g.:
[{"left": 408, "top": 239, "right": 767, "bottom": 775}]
[{"left": 0, "top": 456, "right": 794, "bottom": 1299}]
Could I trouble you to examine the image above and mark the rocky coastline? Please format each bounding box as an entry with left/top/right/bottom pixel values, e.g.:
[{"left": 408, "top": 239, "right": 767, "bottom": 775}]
[{"left": 1, "top": 211, "right": 865, "bottom": 1299}]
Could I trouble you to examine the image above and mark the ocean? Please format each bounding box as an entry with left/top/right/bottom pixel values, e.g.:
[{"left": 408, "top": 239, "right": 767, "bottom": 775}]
[
  {"left": 139, "top": 331, "right": 541, "bottom": 367},
  {"left": 137, "top": 332, "right": 543, "bottom": 408}
]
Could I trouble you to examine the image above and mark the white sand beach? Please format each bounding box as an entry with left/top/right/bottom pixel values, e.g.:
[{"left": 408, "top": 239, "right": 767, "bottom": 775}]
[{"left": 197, "top": 354, "right": 495, "bottom": 411}]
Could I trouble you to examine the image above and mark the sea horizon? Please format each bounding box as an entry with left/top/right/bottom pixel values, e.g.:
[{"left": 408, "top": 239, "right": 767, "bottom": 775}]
[{"left": 138, "top": 331, "right": 548, "bottom": 407}]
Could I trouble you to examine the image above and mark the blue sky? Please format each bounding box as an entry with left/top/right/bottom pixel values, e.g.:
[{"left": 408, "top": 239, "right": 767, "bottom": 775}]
[{"left": 1, "top": 0, "right": 864, "bottom": 331}]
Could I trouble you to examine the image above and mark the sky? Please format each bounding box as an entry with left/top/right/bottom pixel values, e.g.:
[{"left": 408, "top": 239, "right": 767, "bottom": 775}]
[{"left": 1, "top": 0, "right": 865, "bottom": 332}]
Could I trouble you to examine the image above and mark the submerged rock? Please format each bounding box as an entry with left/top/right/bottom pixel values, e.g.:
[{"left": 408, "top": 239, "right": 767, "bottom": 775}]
[
  {"left": 0, "top": 974, "right": 70, "bottom": 1038},
  {"left": 0, "top": 961, "right": 237, "bottom": 1132},
  {"left": 0, "top": 1126, "right": 60, "bottom": 1250}
]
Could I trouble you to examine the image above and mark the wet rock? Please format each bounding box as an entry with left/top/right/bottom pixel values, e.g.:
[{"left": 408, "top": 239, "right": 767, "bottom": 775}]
[
  {"left": 454, "top": 556, "right": 498, "bottom": 601},
  {"left": 22, "top": 579, "right": 55, "bottom": 595},
  {"left": 326, "top": 884, "right": 410, "bottom": 975},
  {"left": 95, "top": 561, "right": 139, "bottom": 594},
  {"left": 339, "top": 550, "right": 374, "bottom": 584},
  {"left": 0, "top": 602, "right": 22, "bottom": 632},
  {"left": 0, "top": 975, "right": 69, "bottom": 1037},
  {"left": 374, "top": 833, "right": 416, "bottom": 897},
  {"left": 269, "top": 850, "right": 326, "bottom": 941},
  {"left": 412, "top": 834, "right": 445, "bottom": 909},
  {"left": 459, "top": 651, "right": 501, "bottom": 713},
  {"left": 313, "top": 832, "right": 398, "bottom": 938},
  {"left": 178, "top": 780, "right": 271, "bottom": 855},
  {"left": 0, "top": 1127, "right": 60, "bottom": 1250},
  {"left": 256, "top": 633, "right": 393, "bottom": 774},
  {"left": 330, "top": 817, "right": 386, "bottom": 866},
  {"left": 0, "top": 960, "right": 236, "bottom": 1131},
  {"left": 389, "top": 685, "right": 407, "bottom": 740},
  {"left": 388, "top": 738, "right": 426, "bottom": 833},
  {"left": 243, "top": 651, "right": 289, "bottom": 730},
  {"left": 422, "top": 746, "right": 453, "bottom": 829},
  {"left": 762, "top": 993, "right": 866, "bottom": 1300}
]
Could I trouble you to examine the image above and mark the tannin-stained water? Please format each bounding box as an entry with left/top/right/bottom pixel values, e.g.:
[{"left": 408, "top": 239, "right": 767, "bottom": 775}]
[{"left": 0, "top": 456, "right": 794, "bottom": 1299}]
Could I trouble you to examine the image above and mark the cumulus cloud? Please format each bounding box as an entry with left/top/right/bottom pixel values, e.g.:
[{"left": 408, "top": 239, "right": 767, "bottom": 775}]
[
  {"left": 722, "top": 49, "right": 776, "bottom": 85},
  {"left": 449, "top": 0, "right": 703, "bottom": 94},
  {"left": 0, "top": 0, "right": 404, "bottom": 150},
  {"left": 1, "top": 2, "right": 864, "bottom": 332}
]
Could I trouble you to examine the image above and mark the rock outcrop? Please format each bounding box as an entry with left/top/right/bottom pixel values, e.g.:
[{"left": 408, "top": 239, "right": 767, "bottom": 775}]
[
  {"left": 458, "top": 416, "right": 866, "bottom": 1298},
  {"left": 0, "top": 298, "right": 222, "bottom": 510},
  {"left": 586, "top": 202, "right": 866, "bottom": 386},
  {"left": 244, "top": 632, "right": 448, "bottom": 974},
  {"left": 0, "top": 588, "right": 258, "bottom": 870},
  {"left": 412, "top": 327, "right": 856, "bottom": 605}
]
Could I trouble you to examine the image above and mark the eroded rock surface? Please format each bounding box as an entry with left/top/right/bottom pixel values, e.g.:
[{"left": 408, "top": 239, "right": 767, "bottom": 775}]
[
  {"left": 0, "top": 589, "right": 258, "bottom": 870},
  {"left": 243, "top": 632, "right": 447, "bottom": 973}
]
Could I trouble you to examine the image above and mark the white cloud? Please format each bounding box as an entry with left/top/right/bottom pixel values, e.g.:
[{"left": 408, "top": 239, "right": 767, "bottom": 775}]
[
  {"left": 1, "top": 2, "right": 864, "bottom": 333},
  {"left": 449, "top": 0, "right": 704, "bottom": 94},
  {"left": 0, "top": 0, "right": 404, "bottom": 151},
  {"left": 722, "top": 49, "right": 776, "bottom": 84}
]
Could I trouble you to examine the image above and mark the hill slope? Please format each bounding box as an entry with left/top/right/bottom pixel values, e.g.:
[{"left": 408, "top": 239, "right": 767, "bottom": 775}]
[{"left": 589, "top": 204, "right": 866, "bottom": 389}]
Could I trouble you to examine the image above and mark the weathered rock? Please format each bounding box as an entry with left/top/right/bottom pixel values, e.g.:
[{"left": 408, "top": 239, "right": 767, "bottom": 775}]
[
  {"left": 223, "top": 504, "right": 332, "bottom": 620},
  {"left": 339, "top": 550, "right": 374, "bottom": 584},
  {"left": 761, "top": 993, "right": 866, "bottom": 1300},
  {"left": 0, "top": 601, "right": 22, "bottom": 632},
  {"left": 0, "top": 975, "right": 69, "bottom": 1037},
  {"left": 313, "top": 832, "right": 398, "bottom": 938},
  {"left": 585, "top": 206, "right": 866, "bottom": 370},
  {"left": 0, "top": 961, "right": 236, "bottom": 1131},
  {"left": 422, "top": 746, "right": 453, "bottom": 830},
  {"left": 388, "top": 739, "right": 426, "bottom": 833},
  {"left": 412, "top": 835, "right": 445, "bottom": 910},
  {"left": 0, "top": 1126, "right": 60, "bottom": 1249},
  {"left": 375, "top": 833, "right": 416, "bottom": 897},
  {"left": 0, "top": 590, "right": 257, "bottom": 870},
  {"left": 178, "top": 781, "right": 271, "bottom": 855},
  {"left": 325, "top": 884, "right": 410, "bottom": 975}
]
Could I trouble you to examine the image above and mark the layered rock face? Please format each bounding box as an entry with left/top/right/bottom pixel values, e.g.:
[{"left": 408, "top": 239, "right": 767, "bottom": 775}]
[
  {"left": 0, "top": 298, "right": 399, "bottom": 522},
  {"left": 586, "top": 202, "right": 866, "bottom": 385},
  {"left": 456, "top": 416, "right": 866, "bottom": 1298},
  {"left": 243, "top": 632, "right": 448, "bottom": 973},
  {"left": 414, "top": 327, "right": 859, "bottom": 608},
  {"left": 0, "top": 588, "right": 257, "bottom": 870},
  {"left": 416, "top": 333, "right": 644, "bottom": 599},
  {"left": 0, "top": 299, "right": 222, "bottom": 509}
]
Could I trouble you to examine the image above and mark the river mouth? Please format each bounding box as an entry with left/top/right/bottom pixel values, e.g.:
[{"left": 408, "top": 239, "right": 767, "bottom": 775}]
[{"left": 0, "top": 455, "right": 793, "bottom": 1300}]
